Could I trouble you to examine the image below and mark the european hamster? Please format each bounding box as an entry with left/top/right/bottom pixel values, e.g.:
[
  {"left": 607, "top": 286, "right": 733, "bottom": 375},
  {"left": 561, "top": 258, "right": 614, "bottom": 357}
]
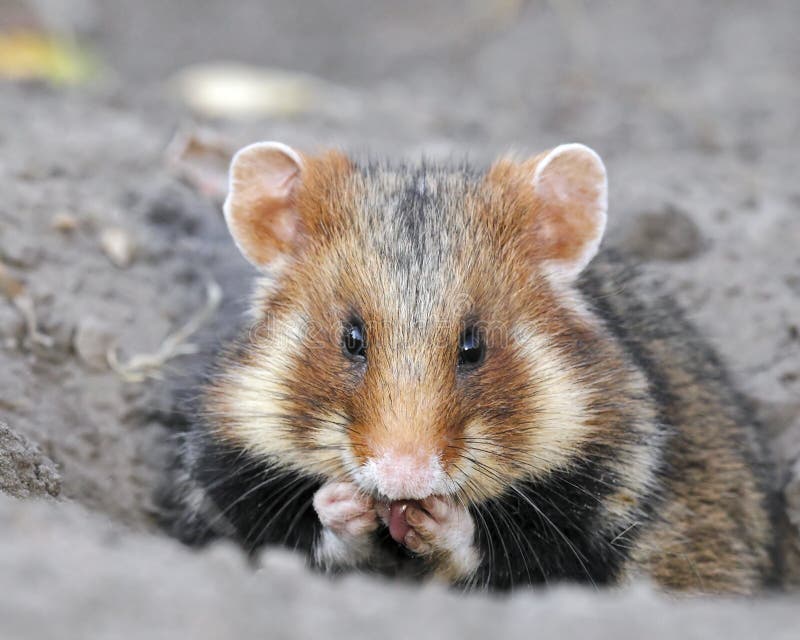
[{"left": 160, "top": 141, "right": 777, "bottom": 593}]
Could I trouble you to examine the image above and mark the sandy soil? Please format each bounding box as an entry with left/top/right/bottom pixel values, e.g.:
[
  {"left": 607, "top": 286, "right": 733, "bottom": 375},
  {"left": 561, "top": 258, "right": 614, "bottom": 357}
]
[{"left": 1, "top": 0, "right": 798, "bottom": 635}]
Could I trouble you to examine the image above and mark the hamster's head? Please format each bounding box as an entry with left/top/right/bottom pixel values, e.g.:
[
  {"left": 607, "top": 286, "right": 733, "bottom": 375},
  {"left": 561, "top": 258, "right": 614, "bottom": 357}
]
[{"left": 209, "top": 141, "right": 613, "bottom": 505}]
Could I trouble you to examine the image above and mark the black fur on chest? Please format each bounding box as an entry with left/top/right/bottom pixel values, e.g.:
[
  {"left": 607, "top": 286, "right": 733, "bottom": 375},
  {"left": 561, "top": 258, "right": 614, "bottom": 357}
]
[
  {"left": 180, "top": 433, "right": 647, "bottom": 588},
  {"left": 466, "top": 444, "right": 644, "bottom": 590},
  {"left": 189, "top": 436, "right": 323, "bottom": 554},
  {"left": 178, "top": 435, "right": 419, "bottom": 570}
]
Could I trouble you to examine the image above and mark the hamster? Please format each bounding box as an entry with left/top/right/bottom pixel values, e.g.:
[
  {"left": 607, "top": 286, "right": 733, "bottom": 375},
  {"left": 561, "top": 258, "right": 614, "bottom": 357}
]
[{"left": 159, "top": 141, "right": 778, "bottom": 593}]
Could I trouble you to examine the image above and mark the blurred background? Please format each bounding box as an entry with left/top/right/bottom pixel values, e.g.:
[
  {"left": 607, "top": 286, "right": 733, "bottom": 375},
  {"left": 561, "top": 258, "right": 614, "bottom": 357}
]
[
  {"left": 3, "top": 0, "right": 798, "bottom": 154},
  {"left": 0, "top": 1, "right": 799, "bottom": 627}
]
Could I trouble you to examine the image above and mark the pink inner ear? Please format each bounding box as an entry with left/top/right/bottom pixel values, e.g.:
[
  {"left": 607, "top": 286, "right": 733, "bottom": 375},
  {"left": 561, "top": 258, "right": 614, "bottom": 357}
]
[
  {"left": 531, "top": 144, "right": 608, "bottom": 278},
  {"left": 236, "top": 148, "right": 300, "bottom": 195},
  {"left": 224, "top": 142, "right": 303, "bottom": 269},
  {"left": 534, "top": 146, "right": 606, "bottom": 211}
]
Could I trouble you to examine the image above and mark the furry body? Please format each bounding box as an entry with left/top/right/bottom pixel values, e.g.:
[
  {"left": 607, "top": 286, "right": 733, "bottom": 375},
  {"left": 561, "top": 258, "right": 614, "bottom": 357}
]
[{"left": 161, "top": 148, "right": 776, "bottom": 593}]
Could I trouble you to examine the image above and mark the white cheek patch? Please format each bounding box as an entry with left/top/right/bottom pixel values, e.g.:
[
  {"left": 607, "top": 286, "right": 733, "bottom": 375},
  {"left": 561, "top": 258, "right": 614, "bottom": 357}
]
[
  {"left": 511, "top": 323, "right": 593, "bottom": 473},
  {"left": 219, "top": 314, "right": 320, "bottom": 463},
  {"left": 445, "top": 449, "right": 475, "bottom": 491},
  {"left": 456, "top": 420, "right": 509, "bottom": 500},
  {"left": 218, "top": 307, "right": 361, "bottom": 482}
]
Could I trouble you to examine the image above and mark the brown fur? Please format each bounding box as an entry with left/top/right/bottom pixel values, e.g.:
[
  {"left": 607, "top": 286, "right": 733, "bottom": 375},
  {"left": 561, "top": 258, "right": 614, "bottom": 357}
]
[{"left": 177, "top": 146, "right": 776, "bottom": 593}]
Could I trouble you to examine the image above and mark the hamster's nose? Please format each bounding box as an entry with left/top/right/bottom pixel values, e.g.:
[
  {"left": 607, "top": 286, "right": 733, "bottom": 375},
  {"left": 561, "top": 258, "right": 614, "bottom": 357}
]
[{"left": 365, "top": 450, "right": 445, "bottom": 500}]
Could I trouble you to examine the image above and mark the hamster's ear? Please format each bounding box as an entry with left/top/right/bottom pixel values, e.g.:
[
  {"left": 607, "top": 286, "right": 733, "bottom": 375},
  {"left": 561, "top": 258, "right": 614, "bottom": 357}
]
[
  {"left": 223, "top": 141, "right": 304, "bottom": 270},
  {"left": 532, "top": 143, "right": 607, "bottom": 280},
  {"left": 515, "top": 143, "right": 608, "bottom": 281}
]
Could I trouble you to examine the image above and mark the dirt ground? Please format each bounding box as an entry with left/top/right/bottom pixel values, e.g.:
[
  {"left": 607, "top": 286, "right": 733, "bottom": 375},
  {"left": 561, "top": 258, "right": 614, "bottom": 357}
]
[{"left": 1, "top": 0, "right": 799, "bottom": 636}]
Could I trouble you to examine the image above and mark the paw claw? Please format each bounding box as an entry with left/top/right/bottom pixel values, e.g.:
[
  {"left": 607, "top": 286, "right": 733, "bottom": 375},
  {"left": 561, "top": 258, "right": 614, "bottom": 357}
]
[
  {"left": 375, "top": 501, "right": 390, "bottom": 525},
  {"left": 404, "top": 505, "right": 425, "bottom": 527},
  {"left": 419, "top": 495, "right": 450, "bottom": 519},
  {"left": 398, "top": 496, "right": 476, "bottom": 569},
  {"left": 404, "top": 528, "right": 429, "bottom": 553}
]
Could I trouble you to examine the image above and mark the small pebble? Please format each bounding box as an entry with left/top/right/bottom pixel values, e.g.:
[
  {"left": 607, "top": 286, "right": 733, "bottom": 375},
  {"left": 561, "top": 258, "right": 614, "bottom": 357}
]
[
  {"left": 73, "top": 316, "right": 116, "bottom": 370},
  {"left": 52, "top": 213, "right": 79, "bottom": 233},
  {"left": 99, "top": 227, "right": 136, "bottom": 268}
]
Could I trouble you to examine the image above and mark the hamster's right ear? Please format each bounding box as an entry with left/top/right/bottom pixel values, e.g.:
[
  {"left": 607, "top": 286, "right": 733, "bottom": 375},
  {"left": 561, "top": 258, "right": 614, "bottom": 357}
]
[
  {"left": 488, "top": 143, "right": 607, "bottom": 283},
  {"left": 223, "top": 141, "right": 304, "bottom": 270}
]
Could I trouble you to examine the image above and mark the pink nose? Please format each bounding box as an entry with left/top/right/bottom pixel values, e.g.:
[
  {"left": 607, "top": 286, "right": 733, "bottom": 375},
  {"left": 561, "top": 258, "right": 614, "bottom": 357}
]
[{"left": 370, "top": 451, "right": 441, "bottom": 500}]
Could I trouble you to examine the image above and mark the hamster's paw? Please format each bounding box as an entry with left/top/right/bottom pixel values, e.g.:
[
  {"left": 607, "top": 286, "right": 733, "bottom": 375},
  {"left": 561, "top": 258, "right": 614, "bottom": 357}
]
[
  {"left": 313, "top": 481, "right": 378, "bottom": 537},
  {"left": 312, "top": 482, "right": 378, "bottom": 568},
  {"left": 403, "top": 496, "right": 480, "bottom": 580}
]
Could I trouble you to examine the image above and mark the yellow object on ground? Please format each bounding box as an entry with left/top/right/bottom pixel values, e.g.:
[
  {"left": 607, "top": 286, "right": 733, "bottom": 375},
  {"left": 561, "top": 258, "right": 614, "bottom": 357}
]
[{"left": 0, "top": 30, "right": 95, "bottom": 83}]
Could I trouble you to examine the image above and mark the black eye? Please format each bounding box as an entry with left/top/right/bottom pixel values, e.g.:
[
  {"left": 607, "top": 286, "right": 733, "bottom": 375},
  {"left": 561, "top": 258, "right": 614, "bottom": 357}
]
[
  {"left": 458, "top": 327, "right": 484, "bottom": 368},
  {"left": 342, "top": 320, "right": 366, "bottom": 360}
]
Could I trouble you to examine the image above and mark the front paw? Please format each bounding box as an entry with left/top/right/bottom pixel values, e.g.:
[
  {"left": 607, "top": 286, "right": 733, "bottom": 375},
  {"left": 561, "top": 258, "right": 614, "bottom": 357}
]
[
  {"left": 313, "top": 481, "right": 378, "bottom": 538},
  {"left": 391, "top": 496, "right": 480, "bottom": 581},
  {"left": 312, "top": 482, "right": 378, "bottom": 568}
]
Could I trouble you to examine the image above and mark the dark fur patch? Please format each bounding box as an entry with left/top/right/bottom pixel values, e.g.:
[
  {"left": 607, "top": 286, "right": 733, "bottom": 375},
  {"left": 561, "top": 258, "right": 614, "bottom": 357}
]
[
  {"left": 468, "top": 446, "right": 631, "bottom": 589},
  {"left": 176, "top": 434, "right": 323, "bottom": 554}
]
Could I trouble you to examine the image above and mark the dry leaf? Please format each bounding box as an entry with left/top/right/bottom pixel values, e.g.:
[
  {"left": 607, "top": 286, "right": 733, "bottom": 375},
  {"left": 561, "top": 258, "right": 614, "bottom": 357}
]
[
  {"left": 164, "top": 130, "right": 233, "bottom": 202},
  {"left": 107, "top": 280, "right": 222, "bottom": 382}
]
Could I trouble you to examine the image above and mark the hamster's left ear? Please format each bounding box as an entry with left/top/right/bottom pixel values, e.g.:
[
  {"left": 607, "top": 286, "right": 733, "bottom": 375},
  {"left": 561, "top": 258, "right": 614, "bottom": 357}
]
[
  {"left": 532, "top": 143, "right": 607, "bottom": 280},
  {"left": 492, "top": 143, "right": 608, "bottom": 282},
  {"left": 223, "top": 141, "right": 304, "bottom": 271}
]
